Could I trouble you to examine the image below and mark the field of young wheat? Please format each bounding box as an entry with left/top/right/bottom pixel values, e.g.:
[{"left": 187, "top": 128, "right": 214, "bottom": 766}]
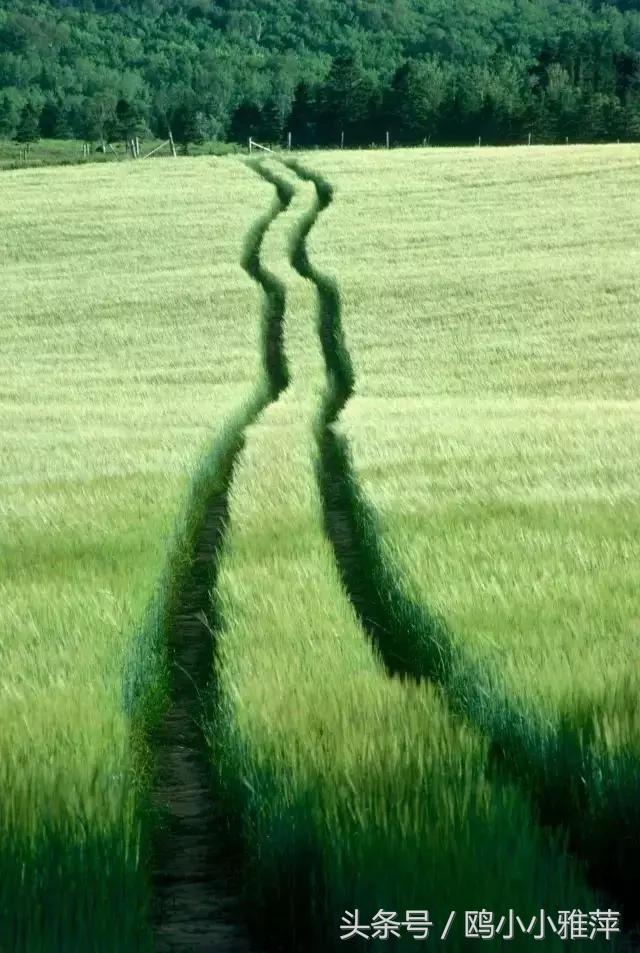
[
  {"left": 1, "top": 144, "right": 637, "bottom": 951},
  {"left": 303, "top": 144, "right": 640, "bottom": 916},
  {"left": 0, "top": 158, "right": 267, "bottom": 949}
]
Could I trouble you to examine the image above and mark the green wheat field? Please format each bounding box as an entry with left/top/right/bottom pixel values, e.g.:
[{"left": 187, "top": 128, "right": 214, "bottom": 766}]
[{"left": 1, "top": 144, "right": 638, "bottom": 951}]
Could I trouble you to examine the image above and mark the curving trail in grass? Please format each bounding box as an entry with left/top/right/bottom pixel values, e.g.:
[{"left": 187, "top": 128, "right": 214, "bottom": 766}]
[
  {"left": 208, "top": 158, "right": 612, "bottom": 953},
  {"left": 151, "top": 166, "right": 293, "bottom": 952},
  {"left": 286, "top": 157, "right": 453, "bottom": 685},
  {"left": 285, "top": 158, "right": 636, "bottom": 925},
  {"left": 241, "top": 161, "right": 293, "bottom": 400}
]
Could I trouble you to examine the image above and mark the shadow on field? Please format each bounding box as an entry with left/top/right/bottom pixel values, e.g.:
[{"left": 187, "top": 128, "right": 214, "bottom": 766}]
[
  {"left": 284, "top": 157, "right": 640, "bottom": 935},
  {"left": 151, "top": 164, "right": 292, "bottom": 953}
]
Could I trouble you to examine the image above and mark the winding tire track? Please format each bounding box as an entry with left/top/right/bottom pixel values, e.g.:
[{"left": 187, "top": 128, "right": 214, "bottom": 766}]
[
  {"left": 152, "top": 164, "right": 293, "bottom": 952},
  {"left": 286, "top": 157, "right": 451, "bottom": 684},
  {"left": 284, "top": 158, "right": 637, "bottom": 930}
]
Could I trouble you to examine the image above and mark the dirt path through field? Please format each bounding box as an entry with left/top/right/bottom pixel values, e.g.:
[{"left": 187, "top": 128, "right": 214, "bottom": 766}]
[{"left": 152, "top": 166, "right": 293, "bottom": 952}]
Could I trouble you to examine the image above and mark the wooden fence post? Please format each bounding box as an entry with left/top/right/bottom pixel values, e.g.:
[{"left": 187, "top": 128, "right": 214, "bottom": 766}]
[{"left": 386, "top": 130, "right": 390, "bottom": 149}]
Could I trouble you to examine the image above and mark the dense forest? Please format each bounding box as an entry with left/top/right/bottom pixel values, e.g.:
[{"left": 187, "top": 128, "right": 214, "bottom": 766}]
[{"left": 1, "top": 0, "right": 640, "bottom": 147}]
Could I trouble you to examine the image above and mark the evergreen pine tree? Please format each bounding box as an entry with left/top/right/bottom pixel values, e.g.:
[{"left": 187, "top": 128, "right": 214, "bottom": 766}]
[
  {"left": 170, "top": 100, "right": 205, "bottom": 153},
  {"left": 259, "top": 98, "right": 286, "bottom": 144},
  {"left": 14, "top": 103, "right": 40, "bottom": 144},
  {"left": 229, "top": 100, "right": 262, "bottom": 144},
  {"left": 39, "top": 101, "right": 60, "bottom": 138},
  {"left": 116, "top": 98, "right": 146, "bottom": 146},
  {"left": 288, "top": 81, "right": 316, "bottom": 147},
  {"left": 318, "top": 53, "right": 371, "bottom": 146},
  {"left": 387, "top": 60, "right": 449, "bottom": 143}
]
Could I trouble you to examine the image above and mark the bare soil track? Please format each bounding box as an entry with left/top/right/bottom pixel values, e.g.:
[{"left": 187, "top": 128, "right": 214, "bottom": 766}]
[
  {"left": 151, "top": 163, "right": 293, "bottom": 953},
  {"left": 153, "top": 496, "right": 256, "bottom": 953}
]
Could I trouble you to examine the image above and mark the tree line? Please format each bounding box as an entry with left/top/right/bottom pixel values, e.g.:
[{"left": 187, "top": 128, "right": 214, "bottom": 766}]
[{"left": 1, "top": 0, "right": 640, "bottom": 148}]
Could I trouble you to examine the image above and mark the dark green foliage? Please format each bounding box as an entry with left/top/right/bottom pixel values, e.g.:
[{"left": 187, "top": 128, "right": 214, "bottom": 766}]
[
  {"left": 80, "top": 93, "right": 118, "bottom": 144},
  {"left": 260, "top": 97, "right": 286, "bottom": 144},
  {"left": 229, "top": 100, "right": 262, "bottom": 145},
  {"left": 116, "top": 98, "right": 146, "bottom": 143},
  {"left": 169, "top": 99, "right": 204, "bottom": 151},
  {"left": 386, "top": 59, "right": 452, "bottom": 143},
  {"left": 38, "top": 100, "right": 59, "bottom": 138},
  {"left": 0, "top": 0, "right": 639, "bottom": 147},
  {"left": 0, "top": 93, "right": 16, "bottom": 136},
  {"left": 289, "top": 81, "right": 316, "bottom": 148},
  {"left": 14, "top": 102, "right": 39, "bottom": 143},
  {"left": 317, "top": 54, "right": 373, "bottom": 145}
]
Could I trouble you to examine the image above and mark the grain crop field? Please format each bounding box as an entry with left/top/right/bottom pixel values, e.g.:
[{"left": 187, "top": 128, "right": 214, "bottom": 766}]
[
  {"left": 0, "top": 159, "right": 267, "bottom": 949},
  {"left": 1, "top": 145, "right": 637, "bottom": 951},
  {"left": 304, "top": 144, "right": 640, "bottom": 914},
  {"left": 206, "top": 158, "right": 615, "bottom": 951}
]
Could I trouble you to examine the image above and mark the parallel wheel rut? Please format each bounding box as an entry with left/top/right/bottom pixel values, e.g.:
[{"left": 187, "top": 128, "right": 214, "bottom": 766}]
[{"left": 151, "top": 165, "right": 292, "bottom": 953}]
